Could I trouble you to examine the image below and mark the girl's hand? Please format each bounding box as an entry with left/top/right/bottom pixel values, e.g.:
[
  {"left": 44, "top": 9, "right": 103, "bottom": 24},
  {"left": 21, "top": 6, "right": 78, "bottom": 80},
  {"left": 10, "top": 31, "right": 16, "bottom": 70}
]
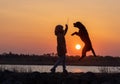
[{"left": 65, "top": 24, "right": 68, "bottom": 28}]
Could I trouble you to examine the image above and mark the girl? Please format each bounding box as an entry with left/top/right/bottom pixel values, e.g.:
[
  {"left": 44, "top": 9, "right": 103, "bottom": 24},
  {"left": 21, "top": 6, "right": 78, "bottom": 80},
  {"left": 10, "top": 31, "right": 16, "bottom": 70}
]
[{"left": 50, "top": 24, "right": 68, "bottom": 74}]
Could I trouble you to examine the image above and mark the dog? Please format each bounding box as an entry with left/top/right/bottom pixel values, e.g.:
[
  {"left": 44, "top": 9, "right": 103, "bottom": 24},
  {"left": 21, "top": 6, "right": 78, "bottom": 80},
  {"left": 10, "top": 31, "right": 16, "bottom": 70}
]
[{"left": 71, "top": 21, "right": 96, "bottom": 60}]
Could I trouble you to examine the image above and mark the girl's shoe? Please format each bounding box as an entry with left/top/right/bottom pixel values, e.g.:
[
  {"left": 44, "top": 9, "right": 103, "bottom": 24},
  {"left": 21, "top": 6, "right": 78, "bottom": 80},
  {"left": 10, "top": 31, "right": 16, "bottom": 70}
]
[{"left": 50, "top": 68, "right": 55, "bottom": 74}]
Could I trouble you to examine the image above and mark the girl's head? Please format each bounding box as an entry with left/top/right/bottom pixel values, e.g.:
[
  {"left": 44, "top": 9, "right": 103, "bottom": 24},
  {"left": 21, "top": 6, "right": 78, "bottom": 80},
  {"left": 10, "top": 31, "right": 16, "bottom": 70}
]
[{"left": 55, "top": 25, "right": 64, "bottom": 35}]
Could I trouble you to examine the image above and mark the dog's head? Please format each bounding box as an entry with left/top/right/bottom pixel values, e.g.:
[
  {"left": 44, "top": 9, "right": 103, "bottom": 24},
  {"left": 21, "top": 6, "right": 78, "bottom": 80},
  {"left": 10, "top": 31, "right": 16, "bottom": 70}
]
[{"left": 73, "top": 21, "right": 82, "bottom": 28}]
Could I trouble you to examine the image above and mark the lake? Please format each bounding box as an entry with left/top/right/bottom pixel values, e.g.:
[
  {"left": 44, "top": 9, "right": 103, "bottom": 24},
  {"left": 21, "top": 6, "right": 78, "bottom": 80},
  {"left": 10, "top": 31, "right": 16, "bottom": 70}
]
[{"left": 0, "top": 65, "right": 120, "bottom": 73}]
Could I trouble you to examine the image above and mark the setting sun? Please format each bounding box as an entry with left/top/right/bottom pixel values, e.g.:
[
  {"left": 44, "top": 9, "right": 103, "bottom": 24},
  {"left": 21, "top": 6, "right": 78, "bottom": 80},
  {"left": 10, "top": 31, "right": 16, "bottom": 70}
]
[{"left": 75, "top": 44, "right": 81, "bottom": 50}]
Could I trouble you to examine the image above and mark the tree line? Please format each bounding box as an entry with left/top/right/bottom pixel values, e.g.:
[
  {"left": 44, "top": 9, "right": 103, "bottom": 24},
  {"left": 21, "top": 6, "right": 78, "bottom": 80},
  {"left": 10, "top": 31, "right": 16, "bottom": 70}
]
[{"left": 0, "top": 52, "right": 120, "bottom": 66}]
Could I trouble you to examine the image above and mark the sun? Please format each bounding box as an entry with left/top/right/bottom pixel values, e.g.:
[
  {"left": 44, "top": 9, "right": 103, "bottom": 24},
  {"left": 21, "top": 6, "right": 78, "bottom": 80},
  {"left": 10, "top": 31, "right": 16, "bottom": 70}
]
[{"left": 75, "top": 44, "right": 81, "bottom": 50}]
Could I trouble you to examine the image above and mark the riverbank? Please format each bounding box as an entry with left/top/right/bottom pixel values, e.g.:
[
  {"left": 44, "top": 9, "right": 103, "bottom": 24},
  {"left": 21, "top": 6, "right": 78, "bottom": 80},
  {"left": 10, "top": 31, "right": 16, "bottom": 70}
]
[{"left": 0, "top": 70, "right": 120, "bottom": 84}]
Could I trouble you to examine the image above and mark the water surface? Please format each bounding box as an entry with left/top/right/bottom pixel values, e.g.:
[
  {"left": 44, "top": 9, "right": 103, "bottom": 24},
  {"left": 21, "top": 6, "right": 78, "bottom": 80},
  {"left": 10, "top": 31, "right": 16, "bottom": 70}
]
[{"left": 0, "top": 65, "right": 120, "bottom": 73}]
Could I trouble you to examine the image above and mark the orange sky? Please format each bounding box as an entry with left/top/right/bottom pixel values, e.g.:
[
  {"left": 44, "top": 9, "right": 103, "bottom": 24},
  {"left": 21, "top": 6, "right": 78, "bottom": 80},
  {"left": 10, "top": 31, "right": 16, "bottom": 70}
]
[{"left": 0, "top": 0, "right": 120, "bottom": 56}]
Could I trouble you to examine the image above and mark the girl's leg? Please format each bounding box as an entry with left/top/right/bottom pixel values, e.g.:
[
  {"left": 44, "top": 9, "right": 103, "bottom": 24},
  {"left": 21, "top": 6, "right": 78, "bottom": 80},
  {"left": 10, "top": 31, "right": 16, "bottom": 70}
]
[
  {"left": 62, "top": 55, "right": 68, "bottom": 74},
  {"left": 51, "top": 56, "right": 63, "bottom": 71},
  {"left": 62, "top": 55, "right": 66, "bottom": 70}
]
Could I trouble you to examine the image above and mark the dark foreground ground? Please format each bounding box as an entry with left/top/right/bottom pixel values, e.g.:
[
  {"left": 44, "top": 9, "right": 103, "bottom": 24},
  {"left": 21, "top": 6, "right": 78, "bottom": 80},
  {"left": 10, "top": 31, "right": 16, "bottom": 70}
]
[{"left": 0, "top": 71, "right": 120, "bottom": 84}]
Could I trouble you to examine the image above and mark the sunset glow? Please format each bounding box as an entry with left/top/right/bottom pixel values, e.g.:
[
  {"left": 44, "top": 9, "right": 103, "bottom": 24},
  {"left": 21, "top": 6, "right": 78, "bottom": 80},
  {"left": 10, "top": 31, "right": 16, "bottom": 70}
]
[{"left": 0, "top": 0, "right": 120, "bottom": 56}]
